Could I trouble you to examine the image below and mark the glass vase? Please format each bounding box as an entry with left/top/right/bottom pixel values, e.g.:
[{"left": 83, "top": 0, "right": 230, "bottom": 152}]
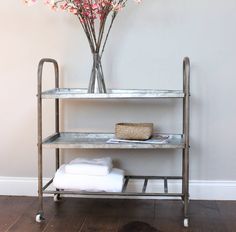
[{"left": 87, "top": 53, "right": 107, "bottom": 93}]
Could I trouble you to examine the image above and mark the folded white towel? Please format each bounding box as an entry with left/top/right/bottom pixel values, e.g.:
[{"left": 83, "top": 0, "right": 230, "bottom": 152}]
[
  {"left": 65, "top": 157, "right": 113, "bottom": 176},
  {"left": 53, "top": 165, "right": 124, "bottom": 192}
]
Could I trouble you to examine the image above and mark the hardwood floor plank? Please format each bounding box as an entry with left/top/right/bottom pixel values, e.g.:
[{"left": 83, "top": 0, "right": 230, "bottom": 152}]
[
  {"left": 217, "top": 201, "right": 236, "bottom": 232},
  {"left": 155, "top": 200, "right": 228, "bottom": 232},
  {"left": 49, "top": 198, "right": 93, "bottom": 216},
  {"left": 0, "top": 196, "right": 35, "bottom": 232},
  {"left": 42, "top": 198, "right": 92, "bottom": 232},
  {"left": 88, "top": 199, "right": 155, "bottom": 218},
  {"left": 188, "top": 200, "right": 221, "bottom": 219},
  {"left": 0, "top": 197, "right": 235, "bottom": 232},
  {"left": 80, "top": 216, "right": 119, "bottom": 232},
  {"left": 43, "top": 214, "right": 85, "bottom": 232},
  {"left": 117, "top": 199, "right": 155, "bottom": 218},
  {"left": 154, "top": 217, "right": 193, "bottom": 232},
  {"left": 155, "top": 200, "right": 222, "bottom": 219},
  {"left": 154, "top": 216, "right": 229, "bottom": 232},
  {"left": 217, "top": 201, "right": 236, "bottom": 220},
  {"left": 6, "top": 197, "right": 57, "bottom": 232},
  {"left": 89, "top": 199, "right": 155, "bottom": 218},
  {"left": 219, "top": 220, "right": 236, "bottom": 232},
  {"left": 155, "top": 200, "right": 184, "bottom": 219},
  {"left": 189, "top": 217, "right": 228, "bottom": 232},
  {"left": 88, "top": 199, "right": 122, "bottom": 217}
]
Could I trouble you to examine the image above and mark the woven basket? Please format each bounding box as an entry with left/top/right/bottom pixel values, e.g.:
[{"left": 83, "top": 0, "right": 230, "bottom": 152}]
[{"left": 115, "top": 123, "right": 153, "bottom": 140}]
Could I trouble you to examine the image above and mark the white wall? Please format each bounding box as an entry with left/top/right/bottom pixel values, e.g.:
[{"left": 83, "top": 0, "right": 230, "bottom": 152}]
[{"left": 1, "top": 0, "right": 236, "bottom": 197}]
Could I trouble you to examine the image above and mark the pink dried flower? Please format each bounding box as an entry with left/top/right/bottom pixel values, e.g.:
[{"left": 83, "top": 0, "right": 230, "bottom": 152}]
[{"left": 24, "top": 0, "right": 141, "bottom": 55}]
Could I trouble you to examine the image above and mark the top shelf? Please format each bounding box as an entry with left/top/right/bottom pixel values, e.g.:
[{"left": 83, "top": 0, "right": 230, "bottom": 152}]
[{"left": 41, "top": 88, "right": 185, "bottom": 99}]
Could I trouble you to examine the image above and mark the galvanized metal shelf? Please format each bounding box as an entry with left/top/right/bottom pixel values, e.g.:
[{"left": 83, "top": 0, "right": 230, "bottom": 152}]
[
  {"left": 42, "top": 132, "right": 184, "bottom": 149},
  {"left": 36, "top": 57, "right": 191, "bottom": 227},
  {"left": 41, "top": 88, "right": 184, "bottom": 99}
]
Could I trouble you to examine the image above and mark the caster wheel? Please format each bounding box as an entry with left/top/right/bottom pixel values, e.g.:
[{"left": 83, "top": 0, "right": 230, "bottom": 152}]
[
  {"left": 54, "top": 194, "right": 61, "bottom": 202},
  {"left": 35, "top": 214, "right": 44, "bottom": 223},
  {"left": 183, "top": 218, "right": 189, "bottom": 228}
]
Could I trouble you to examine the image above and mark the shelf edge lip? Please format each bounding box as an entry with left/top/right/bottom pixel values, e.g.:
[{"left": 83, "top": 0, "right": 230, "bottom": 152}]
[
  {"left": 43, "top": 190, "right": 183, "bottom": 197},
  {"left": 42, "top": 145, "right": 184, "bottom": 149},
  {"left": 42, "top": 133, "right": 60, "bottom": 144},
  {"left": 41, "top": 88, "right": 185, "bottom": 99}
]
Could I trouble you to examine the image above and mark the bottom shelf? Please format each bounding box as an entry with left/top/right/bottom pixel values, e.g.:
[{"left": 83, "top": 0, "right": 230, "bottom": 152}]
[{"left": 43, "top": 175, "right": 184, "bottom": 197}]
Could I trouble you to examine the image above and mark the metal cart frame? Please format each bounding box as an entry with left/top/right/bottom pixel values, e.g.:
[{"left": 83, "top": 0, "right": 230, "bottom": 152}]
[{"left": 36, "top": 57, "right": 190, "bottom": 227}]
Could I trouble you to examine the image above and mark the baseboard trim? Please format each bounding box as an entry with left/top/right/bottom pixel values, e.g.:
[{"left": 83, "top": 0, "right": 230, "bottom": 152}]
[{"left": 0, "top": 176, "right": 236, "bottom": 200}]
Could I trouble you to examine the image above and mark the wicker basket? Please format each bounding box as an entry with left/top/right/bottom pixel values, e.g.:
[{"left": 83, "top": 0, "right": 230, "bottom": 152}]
[{"left": 115, "top": 123, "right": 153, "bottom": 140}]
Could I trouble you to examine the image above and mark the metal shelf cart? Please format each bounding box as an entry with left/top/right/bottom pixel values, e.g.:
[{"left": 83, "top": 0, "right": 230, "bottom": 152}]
[{"left": 36, "top": 57, "right": 191, "bottom": 227}]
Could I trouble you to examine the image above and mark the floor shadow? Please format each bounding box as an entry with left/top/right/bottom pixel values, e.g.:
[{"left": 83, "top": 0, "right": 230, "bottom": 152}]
[{"left": 118, "top": 221, "right": 160, "bottom": 232}]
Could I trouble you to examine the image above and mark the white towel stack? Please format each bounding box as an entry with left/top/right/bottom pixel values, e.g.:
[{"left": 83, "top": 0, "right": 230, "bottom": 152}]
[
  {"left": 65, "top": 157, "right": 113, "bottom": 176},
  {"left": 53, "top": 157, "right": 124, "bottom": 192}
]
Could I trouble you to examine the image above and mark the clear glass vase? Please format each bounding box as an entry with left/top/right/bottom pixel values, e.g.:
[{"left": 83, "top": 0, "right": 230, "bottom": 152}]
[{"left": 87, "top": 53, "right": 107, "bottom": 93}]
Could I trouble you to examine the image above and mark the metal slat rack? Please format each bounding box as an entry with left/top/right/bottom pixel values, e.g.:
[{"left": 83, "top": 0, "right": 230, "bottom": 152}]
[{"left": 36, "top": 57, "right": 190, "bottom": 227}]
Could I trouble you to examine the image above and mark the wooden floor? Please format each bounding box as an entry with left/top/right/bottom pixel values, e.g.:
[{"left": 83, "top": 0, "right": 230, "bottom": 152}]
[{"left": 0, "top": 196, "right": 236, "bottom": 232}]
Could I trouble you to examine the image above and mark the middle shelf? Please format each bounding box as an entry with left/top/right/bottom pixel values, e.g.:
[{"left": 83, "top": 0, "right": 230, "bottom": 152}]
[
  {"left": 42, "top": 132, "right": 184, "bottom": 149},
  {"left": 41, "top": 88, "right": 185, "bottom": 99}
]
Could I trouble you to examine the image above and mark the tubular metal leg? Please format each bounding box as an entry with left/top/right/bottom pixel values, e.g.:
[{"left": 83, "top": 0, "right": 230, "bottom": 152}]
[
  {"left": 55, "top": 148, "right": 61, "bottom": 200},
  {"left": 37, "top": 58, "right": 59, "bottom": 221},
  {"left": 37, "top": 148, "right": 44, "bottom": 221},
  {"left": 183, "top": 148, "right": 189, "bottom": 216},
  {"left": 55, "top": 63, "right": 60, "bottom": 171},
  {"left": 37, "top": 146, "right": 44, "bottom": 219},
  {"left": 55, "top": 67, "right": 60, "bottom": 171},
  {"left": 56, "top": 149, "right": 60, "bottom": 172},
  {"left": 37, "top": 60, "right": 43, "bottom": 220},
  {"left": 55, "top": 60, "right": 61, "bottom": 199},
  {"left": 182, "top": 57, "right": 190, "bottom": 226}
]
